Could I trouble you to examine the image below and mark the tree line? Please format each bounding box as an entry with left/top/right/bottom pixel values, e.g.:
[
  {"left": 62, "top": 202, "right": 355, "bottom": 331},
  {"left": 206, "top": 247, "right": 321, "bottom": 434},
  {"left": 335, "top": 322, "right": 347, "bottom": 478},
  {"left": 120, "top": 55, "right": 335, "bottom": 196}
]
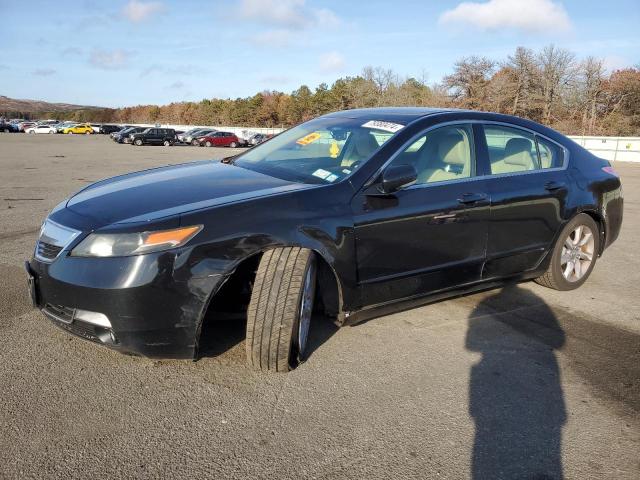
[{"left": 31, "top": 45, "right": 640, "bottom": 136}]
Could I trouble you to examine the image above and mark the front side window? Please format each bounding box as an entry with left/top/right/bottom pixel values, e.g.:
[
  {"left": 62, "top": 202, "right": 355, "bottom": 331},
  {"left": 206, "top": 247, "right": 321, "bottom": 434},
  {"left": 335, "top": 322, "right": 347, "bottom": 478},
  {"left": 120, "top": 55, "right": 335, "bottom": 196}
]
[
  {"left": 388, "top": 125, "right": 474, "bottom": 185},
  {"left": 234, "top": 117, "right": 404, "bottom": 184}
]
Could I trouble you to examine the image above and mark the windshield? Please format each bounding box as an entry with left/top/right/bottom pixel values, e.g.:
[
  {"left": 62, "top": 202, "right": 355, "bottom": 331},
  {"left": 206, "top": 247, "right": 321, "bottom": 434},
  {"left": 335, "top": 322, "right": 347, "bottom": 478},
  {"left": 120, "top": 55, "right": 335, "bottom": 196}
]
[{"left": 233, "top": 117, "right": 404, "bottom": 184}]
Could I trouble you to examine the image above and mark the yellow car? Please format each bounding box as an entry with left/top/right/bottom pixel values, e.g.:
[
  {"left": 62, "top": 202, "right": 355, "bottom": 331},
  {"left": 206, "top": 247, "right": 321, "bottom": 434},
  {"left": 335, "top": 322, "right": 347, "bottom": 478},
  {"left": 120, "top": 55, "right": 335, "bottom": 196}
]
[{"left": 62, "top": 123, "right": 93, "bottom": 135}]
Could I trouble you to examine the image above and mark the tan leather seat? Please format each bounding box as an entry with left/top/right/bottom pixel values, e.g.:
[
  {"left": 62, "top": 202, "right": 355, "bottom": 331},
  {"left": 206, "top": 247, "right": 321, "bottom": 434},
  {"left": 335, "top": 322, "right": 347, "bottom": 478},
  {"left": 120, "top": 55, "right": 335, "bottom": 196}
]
[
  {"left": 417, "top": 130, "right": 471, "bottom": 184},
  {"left": 491, "top": 137, "right": 535, "bottom": 174},
  {"left": 343, "top": 131, "right": 379, "bottom": 166}
]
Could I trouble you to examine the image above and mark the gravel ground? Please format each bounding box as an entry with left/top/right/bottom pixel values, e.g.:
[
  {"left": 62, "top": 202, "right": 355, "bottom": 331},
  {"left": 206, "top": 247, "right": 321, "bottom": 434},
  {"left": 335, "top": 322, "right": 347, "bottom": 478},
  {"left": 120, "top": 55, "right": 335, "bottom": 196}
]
[{"left": 0, "top": 133, "right": 638, "bottom": 479}]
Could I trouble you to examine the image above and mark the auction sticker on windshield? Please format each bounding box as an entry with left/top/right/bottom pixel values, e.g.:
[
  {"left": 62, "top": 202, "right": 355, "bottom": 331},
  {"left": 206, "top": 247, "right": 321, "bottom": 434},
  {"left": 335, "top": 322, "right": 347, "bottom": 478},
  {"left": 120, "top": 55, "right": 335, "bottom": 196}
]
[
  {"left": 296, "top": 132, "right": 322, "bottom": 146},
  {"left": 361, "top": 120, "right": 404, "bottom": 133}
]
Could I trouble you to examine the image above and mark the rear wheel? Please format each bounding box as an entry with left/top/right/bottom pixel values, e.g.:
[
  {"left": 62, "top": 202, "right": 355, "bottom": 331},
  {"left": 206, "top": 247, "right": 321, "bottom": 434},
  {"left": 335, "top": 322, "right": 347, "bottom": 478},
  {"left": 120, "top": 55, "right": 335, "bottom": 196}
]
[
  {"left": 67, "top": 131, "right": 73, "bottom": 135},
  {"left": 230, "top": 141, "right": 238, "bottom": 148},
  {"left": 535, "top": 213, "right": 599, "bottom": 290},
  {"left": 85, "top": 131, "right": 91, "bottom": 135},
  {"left": 163, "top": 140, "right": 171, "bottom": 146},
  {"left": 134, "top": 139, "right": 143, "bottom": 146},
  {"left": 191, "top": 139, "right": 199, "bottom": 146},
  {"left": 246, "top": 248, "right": 317, "bottom": 372},
  {"left": 205, "top": 141, "right": 212, "bottom": 147}
]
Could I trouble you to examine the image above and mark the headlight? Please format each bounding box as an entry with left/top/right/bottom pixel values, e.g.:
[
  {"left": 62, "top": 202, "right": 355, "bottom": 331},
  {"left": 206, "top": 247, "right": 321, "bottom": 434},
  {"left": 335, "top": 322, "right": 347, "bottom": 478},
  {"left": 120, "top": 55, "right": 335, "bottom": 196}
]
[{"left": 71, "top": 225, "right": 202, "bottom": 257}]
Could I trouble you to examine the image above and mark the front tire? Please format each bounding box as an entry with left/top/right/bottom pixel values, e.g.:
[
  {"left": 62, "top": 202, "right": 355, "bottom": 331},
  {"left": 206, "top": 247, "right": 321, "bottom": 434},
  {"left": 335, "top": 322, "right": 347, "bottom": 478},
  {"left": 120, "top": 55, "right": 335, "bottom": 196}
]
[
  {"left": 191, "top": 139, "right": 199, "bottom": 146},
  {"left": 246, "top": 248, "right": 317, "bottom": 372},
  {"left": 535, "top": 213, "right": 599, "bottom": 291},
  {"left": 134, "top": 139, "right": 143, "bottom": 146},
  {"left": 205, "top": 141, "right": 212, "bottom": 147}
]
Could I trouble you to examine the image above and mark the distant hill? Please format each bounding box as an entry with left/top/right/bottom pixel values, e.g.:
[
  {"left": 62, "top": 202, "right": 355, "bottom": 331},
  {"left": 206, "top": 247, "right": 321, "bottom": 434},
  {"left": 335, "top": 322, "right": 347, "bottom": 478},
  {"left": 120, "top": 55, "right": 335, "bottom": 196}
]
[{"left": 0, "top": 95, "right": 103, "bottom": 115}]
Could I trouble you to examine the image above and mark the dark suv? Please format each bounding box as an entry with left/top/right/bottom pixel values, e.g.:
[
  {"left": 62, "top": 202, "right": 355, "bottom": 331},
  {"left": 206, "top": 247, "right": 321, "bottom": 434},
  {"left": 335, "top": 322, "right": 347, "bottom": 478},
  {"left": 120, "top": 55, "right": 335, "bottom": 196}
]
[{"left": 131, "top": 128, "right": 177, "bottom": 146}]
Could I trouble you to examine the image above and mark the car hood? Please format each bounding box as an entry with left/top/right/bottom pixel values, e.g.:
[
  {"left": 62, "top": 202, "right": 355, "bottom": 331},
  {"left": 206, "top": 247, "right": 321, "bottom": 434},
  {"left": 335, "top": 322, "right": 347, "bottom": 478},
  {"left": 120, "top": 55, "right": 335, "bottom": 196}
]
[{"left": 63, "top": 161, "right": 307, "bottom": 227}]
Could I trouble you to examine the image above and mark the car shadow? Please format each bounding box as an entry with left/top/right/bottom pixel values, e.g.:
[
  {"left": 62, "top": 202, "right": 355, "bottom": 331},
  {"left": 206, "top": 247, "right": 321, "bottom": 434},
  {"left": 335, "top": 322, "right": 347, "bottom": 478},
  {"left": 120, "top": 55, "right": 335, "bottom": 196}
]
[{"left": 466, "top": 283, "right": 566, "bottom": 480}]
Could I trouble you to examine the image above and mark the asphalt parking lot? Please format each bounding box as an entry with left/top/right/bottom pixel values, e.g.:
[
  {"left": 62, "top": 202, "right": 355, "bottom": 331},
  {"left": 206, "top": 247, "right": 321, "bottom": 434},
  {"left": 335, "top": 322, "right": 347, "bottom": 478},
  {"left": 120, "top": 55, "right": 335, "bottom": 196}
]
[{"left": 0, "top": 133, "right": 638, "bottom": 479}]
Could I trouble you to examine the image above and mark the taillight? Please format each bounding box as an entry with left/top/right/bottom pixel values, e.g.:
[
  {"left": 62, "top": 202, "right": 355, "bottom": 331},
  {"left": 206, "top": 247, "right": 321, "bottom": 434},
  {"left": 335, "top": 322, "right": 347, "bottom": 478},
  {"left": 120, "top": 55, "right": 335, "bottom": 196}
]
[{"left": 602, "top": 166, "right": 619, "bottom": 177}]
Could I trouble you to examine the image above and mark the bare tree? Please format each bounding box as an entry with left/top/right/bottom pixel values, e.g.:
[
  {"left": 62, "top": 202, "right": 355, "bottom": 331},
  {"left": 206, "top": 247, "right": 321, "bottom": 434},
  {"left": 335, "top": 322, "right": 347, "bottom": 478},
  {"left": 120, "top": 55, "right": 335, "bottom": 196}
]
[
  {"left": 443, "top": 56, "right": 496, "bottom": 109},
  {"left": 502, "top": 47, "right": 539, "bottom": 115},
  {"left": 578, "top": 56, "right": 606, "bottom": 134},
  {"left": 537, "top": 45, "right": 576, "bottom": 124}
]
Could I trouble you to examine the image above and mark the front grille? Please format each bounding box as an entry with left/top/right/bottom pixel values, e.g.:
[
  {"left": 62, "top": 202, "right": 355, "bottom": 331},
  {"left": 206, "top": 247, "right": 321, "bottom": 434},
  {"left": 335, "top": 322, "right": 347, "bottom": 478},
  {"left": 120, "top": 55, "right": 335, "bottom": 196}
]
[{"left": 36, "top": 241, "right": 63, "bottom": 261}]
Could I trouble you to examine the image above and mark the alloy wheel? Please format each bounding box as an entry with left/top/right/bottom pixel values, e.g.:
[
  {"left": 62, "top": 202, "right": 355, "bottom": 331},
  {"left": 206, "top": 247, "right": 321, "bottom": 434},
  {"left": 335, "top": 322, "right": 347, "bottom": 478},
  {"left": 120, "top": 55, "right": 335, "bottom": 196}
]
[
  {"left": 561, "top": 225, "right": 594, "bottom": 282},
  {"left": 297, "top": 259, "right": 316, "bottom": 355}
]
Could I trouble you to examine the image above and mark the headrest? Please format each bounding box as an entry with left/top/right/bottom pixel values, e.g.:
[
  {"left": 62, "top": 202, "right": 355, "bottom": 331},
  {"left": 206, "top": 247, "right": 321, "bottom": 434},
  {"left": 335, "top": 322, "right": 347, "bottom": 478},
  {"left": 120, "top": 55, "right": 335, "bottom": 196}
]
[
  {"left": 504, "top": 138, "right": 534, "bottom": 167},
  {"left": 354, "top": 132, "right": 379, "bottom": 157},
  {"left": 437, "top": 131, "right": 467, "bottom": 166}
]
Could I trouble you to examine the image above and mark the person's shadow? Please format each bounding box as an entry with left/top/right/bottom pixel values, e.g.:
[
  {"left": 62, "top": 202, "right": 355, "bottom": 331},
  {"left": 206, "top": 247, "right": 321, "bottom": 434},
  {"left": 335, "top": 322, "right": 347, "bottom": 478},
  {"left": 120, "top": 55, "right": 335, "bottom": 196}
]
[{"left": 467, "top": 284, "right": 566, "bottom": 480}]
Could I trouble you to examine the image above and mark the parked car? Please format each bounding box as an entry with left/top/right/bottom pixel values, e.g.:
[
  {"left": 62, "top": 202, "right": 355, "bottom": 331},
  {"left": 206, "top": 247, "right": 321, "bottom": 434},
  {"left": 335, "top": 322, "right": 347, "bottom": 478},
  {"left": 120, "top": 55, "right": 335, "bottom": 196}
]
[
  {"left": 110, "top": 126, "right": 133, "bottom": 139},
  {"left": 130, "top": 128, "right": 177, "bottom": 146},
  {"left": 18, "top": 121, "right": 36, "bottom": 132},
  {"left": 90, "top": 124, "right": 102, "bottom": 133},
  {"left": 118, "top": 127, "right": 146, "bottom": 144},
  {"left": 198, "top": 131, "right": 241, "bottom": 148},
  {"left": 100, "top": 124, "right": 123, "bottom": 135},
  {"left": 55, "top": 122, "right": 77, "bottom": 133},
  {"left": 26, "top": 108, "right": 623, "bottom": 372},
  {"left": 62, "top": 123, "right": 93, "bottom": 134},
  {"left": 184, "top": 128, "right": 216, "bottom": 146},
  {"left": 0, "top": 122, "right": 18, "bottom": 132},
  {"left": 26, "top": 124, "right": 57, "bottom": 134},
  {"left": 247, "top": 133, "right": 272, "bottom": 146}
]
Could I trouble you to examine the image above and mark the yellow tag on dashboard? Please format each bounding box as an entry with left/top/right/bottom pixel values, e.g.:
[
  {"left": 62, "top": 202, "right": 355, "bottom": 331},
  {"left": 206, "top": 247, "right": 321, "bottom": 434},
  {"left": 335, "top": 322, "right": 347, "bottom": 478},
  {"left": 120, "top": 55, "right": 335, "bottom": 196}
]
[
  {"left": 329, "top": 140, "right": 340, "bottom": 158},
  {"left": 296, "top": 132, "right": 321, "bottom": 146}
]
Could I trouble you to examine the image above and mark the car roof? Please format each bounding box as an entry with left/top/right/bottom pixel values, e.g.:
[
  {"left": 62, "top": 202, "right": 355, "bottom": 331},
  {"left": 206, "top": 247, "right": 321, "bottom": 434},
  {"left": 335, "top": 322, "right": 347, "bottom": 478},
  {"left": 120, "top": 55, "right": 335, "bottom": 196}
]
[{"left": 324, "top": 107, "right": 460, "bottom": 123}]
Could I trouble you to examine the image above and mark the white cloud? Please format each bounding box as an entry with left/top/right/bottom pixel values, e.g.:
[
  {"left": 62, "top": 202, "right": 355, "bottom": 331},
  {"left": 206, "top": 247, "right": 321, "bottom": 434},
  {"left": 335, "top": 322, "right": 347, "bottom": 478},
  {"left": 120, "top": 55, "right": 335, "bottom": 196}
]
[
  {"left": 237, "top": 0, "right": 340, "bottom": 29},
  {"left": 122, "top": 0, "right": 164, "bottom": 23},
  {"left": 319, "top": 51, "right": 345, "bottom": 73},
  {"left": 439, "top": 0, "right": 572, "bottom": 34},
  {"left": 166, "top": 81, "right": 185, "bottom": 89},
  {"left": 89, "top": 49, "right": 132, "bottom": 70}
]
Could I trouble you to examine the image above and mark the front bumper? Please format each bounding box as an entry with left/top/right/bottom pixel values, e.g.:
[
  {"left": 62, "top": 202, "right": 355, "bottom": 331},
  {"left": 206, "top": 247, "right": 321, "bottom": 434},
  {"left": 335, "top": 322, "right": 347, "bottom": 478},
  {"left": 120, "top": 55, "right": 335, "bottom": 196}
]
[{"left": 26, "top": 249, "right": 227, "bottom": 359}]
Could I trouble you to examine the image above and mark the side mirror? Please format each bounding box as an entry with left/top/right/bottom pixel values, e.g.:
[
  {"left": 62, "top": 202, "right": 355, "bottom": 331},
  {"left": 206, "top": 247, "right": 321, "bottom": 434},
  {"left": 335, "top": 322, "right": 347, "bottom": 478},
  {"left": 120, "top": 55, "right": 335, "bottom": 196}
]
[{"left": 379, "top": 164, "right": 417, "bottom": 194}]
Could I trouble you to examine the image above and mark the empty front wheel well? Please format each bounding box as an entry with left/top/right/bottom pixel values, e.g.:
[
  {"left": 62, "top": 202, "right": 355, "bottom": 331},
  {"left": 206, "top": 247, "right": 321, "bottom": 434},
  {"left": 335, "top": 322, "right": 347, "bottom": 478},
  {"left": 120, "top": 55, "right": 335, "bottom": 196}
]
[{"left": 196, "top": 248, "right": 342, "bottom": 356}]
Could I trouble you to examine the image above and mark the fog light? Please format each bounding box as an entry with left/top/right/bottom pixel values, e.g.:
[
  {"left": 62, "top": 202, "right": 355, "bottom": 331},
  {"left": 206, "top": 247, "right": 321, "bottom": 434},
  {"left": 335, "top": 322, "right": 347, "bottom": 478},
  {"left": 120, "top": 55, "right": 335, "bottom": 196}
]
[{"left": 74, "top": 309, "right": 111, "bottom": 328}]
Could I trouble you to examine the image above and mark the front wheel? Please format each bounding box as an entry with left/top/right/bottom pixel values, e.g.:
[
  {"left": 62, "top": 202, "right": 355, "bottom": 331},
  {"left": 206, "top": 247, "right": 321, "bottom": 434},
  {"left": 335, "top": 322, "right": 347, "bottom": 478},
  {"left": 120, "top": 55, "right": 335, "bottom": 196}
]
[
  {"left": 191, "top": 139, "right": 199, "bottom": 146},
  {"left": 535, "top": 213, "right": 599, "bottom": 291},
  {"left": 67, "top": 131, "right": 73, "bottom": 135},
  {"left": 134, "top": 139, "right": 143, "bottom": 146},
  {"left": 204, "top": 141, "right": 212, "bottom": 147},
  {"left": 246, "top": 248, "right": 316, "bottom": 372}
]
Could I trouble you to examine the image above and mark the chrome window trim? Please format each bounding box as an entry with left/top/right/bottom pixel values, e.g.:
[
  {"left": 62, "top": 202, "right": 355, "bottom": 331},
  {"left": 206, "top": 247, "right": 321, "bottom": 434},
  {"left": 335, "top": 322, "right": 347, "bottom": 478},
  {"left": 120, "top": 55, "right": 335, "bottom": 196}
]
[{"left": 364, "top": 119, "right": 570, "bottom": 191}]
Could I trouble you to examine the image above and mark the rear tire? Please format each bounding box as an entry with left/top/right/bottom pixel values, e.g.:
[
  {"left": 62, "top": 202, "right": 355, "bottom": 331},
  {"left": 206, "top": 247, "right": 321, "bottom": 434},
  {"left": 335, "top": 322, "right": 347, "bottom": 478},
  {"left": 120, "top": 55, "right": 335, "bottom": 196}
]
[
  {"left": 535, "top": 213, "right": 599, "bottom": 291},
  {"left": 163, "top": 140, "right": 171, "bottom": 146},
  {"left": 134, "top": 139, "right": 143, "bottom": 146},
  {"left": 230, "top": 141, "right": 238, "bottom": 148},
  {"left": 246, "top": 248, "right": 317, "bottom": 372},
  {"left": 205, "top": 141, "right": 212, "bottom": 147},
  {"left": 191, "top": 139, "right": 199, "bottom": 146}
]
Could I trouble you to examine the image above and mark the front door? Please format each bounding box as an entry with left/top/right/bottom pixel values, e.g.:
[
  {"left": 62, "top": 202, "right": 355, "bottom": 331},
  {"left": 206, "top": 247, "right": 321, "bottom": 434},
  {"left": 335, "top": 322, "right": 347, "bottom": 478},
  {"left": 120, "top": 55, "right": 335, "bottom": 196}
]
[{"left": 352, "top": 124, "right": 490, "bottom": 307}]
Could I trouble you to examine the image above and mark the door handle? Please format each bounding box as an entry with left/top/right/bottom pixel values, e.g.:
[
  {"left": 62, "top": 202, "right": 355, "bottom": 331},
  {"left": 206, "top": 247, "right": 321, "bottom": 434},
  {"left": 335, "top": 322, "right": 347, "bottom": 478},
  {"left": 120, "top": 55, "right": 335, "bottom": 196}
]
[
  {"left": 457, "top": 193, "right": 487, "bottom": 205},
  {"left": 544, "top": 181, "right": 565, "bottom": 191}
]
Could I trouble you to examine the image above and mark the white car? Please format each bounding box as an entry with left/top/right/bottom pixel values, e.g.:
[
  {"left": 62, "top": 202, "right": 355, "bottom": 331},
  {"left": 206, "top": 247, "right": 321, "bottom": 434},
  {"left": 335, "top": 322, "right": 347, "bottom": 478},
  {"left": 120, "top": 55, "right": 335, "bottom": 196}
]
[{"left": 26, "top": 125, "right": 57, "bottom": 134}]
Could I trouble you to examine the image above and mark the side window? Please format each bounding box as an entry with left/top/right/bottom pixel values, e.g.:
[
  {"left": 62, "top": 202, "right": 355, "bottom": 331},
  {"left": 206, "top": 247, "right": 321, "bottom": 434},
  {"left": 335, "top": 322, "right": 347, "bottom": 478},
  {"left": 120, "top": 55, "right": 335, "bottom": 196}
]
[
  {"left": 537, "top": 137, "right": 564, "bottom": 169},
  {"left": 390, "top": 125, "right": 474, "bottom": 185},
  {"left": 484, "top": 125, "right": 539, "bottom": 174}
]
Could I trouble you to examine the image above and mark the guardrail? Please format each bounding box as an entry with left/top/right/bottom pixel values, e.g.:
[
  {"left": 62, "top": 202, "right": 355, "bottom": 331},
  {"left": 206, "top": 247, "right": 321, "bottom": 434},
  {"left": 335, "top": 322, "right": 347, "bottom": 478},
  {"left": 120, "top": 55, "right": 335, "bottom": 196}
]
[{"left": 568, "top": 136, "right": 640, "bottom": 162}]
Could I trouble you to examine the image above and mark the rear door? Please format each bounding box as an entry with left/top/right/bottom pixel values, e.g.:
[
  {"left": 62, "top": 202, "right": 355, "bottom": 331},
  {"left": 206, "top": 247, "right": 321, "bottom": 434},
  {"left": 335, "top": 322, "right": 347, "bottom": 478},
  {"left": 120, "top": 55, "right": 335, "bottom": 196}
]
[
  {"left": 479, "top": 123, "right": 570, "bottom": 278},
  {"left": 352, "top": 123, "right": 490, "bottom": 307}
]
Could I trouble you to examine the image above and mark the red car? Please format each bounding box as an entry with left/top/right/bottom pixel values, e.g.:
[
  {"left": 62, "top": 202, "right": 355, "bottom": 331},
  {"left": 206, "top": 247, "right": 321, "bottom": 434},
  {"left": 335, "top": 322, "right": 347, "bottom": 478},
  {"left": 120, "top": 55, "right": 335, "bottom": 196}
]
[{"left": 199, "top": 131, "right": 241, "bottom": 148}]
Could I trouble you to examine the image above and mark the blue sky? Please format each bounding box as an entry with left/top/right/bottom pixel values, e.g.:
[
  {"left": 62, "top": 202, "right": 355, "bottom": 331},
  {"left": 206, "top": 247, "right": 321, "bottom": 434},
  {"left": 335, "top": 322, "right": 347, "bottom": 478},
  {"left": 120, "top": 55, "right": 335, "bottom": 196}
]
[{"left": 0, "top": 0, "right": 638, "bottom": 107}]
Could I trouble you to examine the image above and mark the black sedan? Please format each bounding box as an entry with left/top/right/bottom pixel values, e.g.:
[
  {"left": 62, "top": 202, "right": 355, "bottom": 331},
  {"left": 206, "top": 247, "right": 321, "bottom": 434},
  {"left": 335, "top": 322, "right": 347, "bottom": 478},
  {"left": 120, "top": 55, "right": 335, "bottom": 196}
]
[{"left": 26, "top": 108, "right": 623, "bottom": 371}]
